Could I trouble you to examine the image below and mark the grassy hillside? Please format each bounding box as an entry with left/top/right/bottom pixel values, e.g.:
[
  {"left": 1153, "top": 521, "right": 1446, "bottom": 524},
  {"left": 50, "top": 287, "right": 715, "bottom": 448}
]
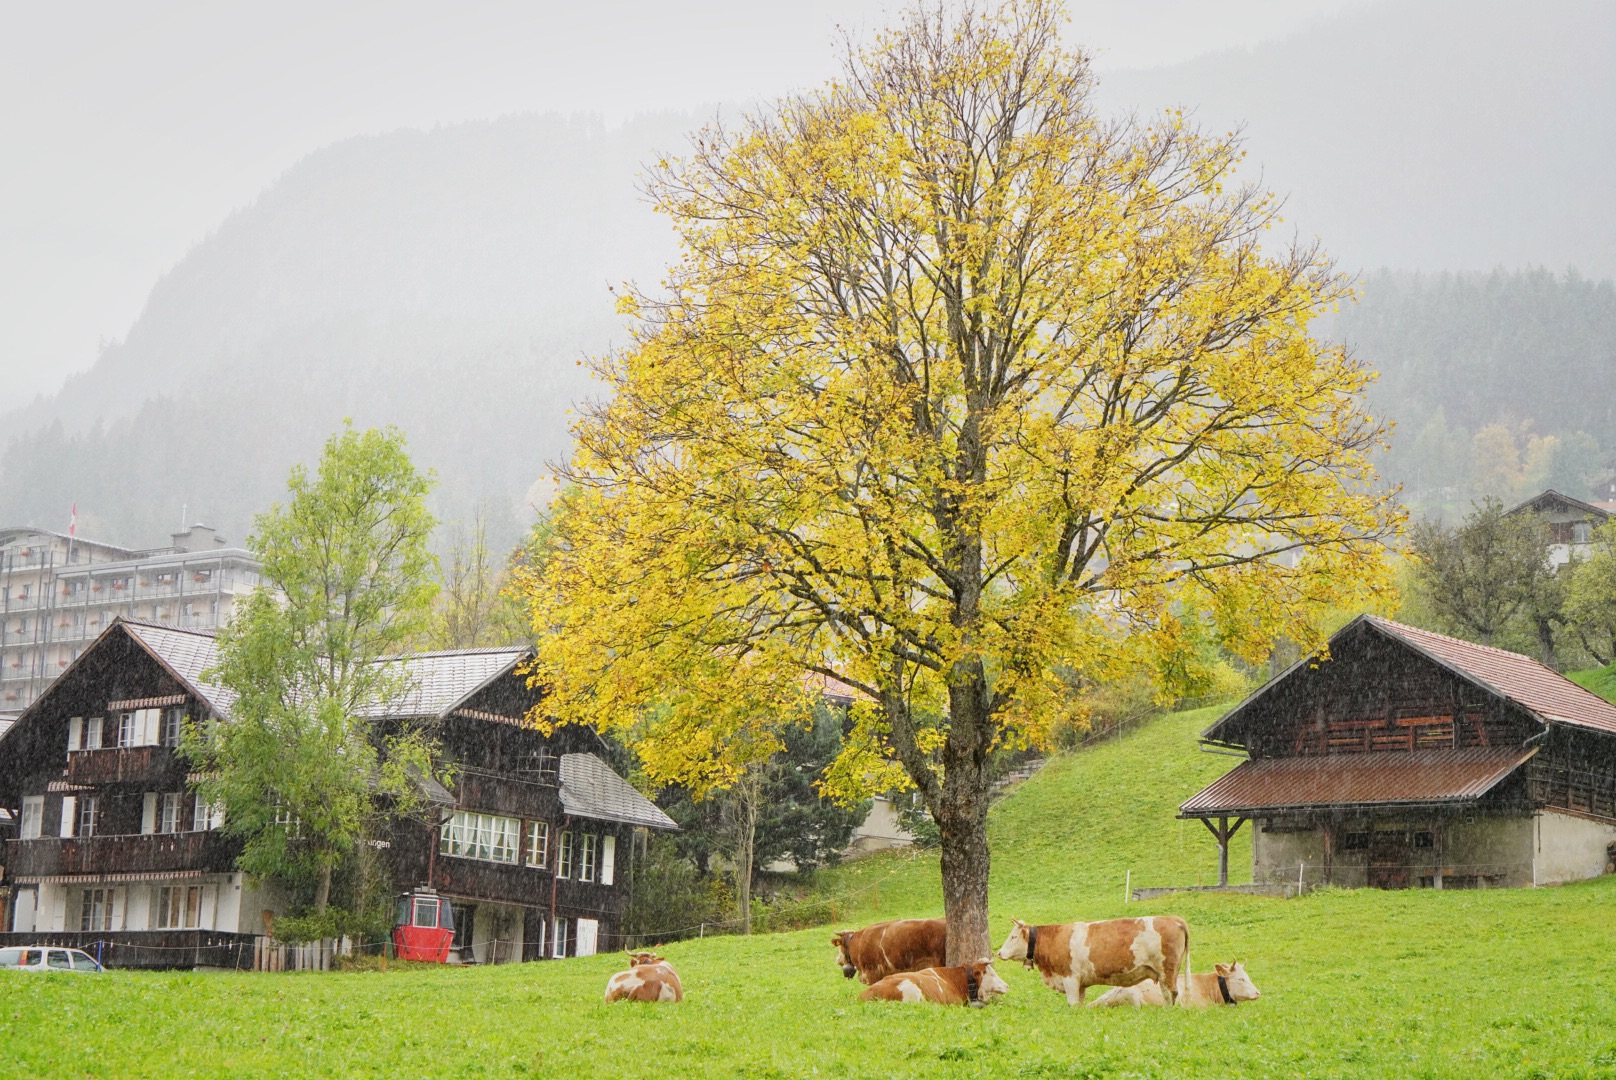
[
  {"left": 1570, "top": 666, "right": 1616, "bottom": 704},
  {"left": 8, "top": 708, "right": 1616, "bottom": 1079}
]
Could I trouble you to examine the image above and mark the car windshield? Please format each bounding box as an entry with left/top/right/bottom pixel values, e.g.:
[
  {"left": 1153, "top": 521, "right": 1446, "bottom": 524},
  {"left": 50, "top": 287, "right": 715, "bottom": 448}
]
[
  {"left": 0, "top": 948, "right": 22, "bottom": 968},
  {"left": 47, "top": 951, "right": 72, "bottom": 970},
  {"left": 71, "top": 952, "right": 101, "bottom": 972}
]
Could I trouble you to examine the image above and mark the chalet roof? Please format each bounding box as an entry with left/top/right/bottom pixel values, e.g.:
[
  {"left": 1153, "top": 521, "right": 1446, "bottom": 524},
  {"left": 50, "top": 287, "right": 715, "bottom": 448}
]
[
  {"left": 1203, "top": 615, "right": 1616, "bottom": 746},
  {"left": 122, "top": 620, "right": 237, "bottom": 718},
  {"left": 1362, "top": 617, "right": 1616, "bottom": 737},
  {"left": 1180, "top": 747, "right": 1534, "bottom": 818},
  {"left": 1504, "top": 489, "right": 1614, "bottom": 522},
  {"left": 559, "top": 753, "right": 677, "bottom": 830},
  {"left": 114, "top": 621, "right": 531, "bottom": 722},
  {"left": 359, "top": 647, "right": 531, "bottom": 719}
]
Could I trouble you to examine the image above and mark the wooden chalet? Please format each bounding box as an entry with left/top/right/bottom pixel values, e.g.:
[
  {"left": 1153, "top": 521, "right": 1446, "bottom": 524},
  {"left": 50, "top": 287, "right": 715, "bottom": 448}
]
[
  {"left": 0, "top": 619, "right": 674, "bottom": 968},
  {"left": 1182, "top": 616, "right": 1616, "bottom": 890}
]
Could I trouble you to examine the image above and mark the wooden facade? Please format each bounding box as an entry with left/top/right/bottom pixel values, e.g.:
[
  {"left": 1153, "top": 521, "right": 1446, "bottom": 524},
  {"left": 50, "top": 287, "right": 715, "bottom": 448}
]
[
  {"left": 1183, "top": 616, "right": 1616, "bottom": 890},
  {"left": 0, "top": 619, "right": 674, "bottom": 968}
]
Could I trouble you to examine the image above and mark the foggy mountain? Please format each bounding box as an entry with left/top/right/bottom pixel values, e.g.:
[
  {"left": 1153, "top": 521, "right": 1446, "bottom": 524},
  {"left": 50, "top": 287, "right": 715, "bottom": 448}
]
[
  {"left": 2, "top": 0, "right": 1612, "bottom": 550},
  {"left": 0, "top": 112, "right": 694, "bottom": 551}
]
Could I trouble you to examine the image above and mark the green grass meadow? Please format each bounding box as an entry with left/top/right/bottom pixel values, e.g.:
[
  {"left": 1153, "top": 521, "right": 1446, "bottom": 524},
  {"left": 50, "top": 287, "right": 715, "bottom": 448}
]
[{"left": 5, "top": 707, "right": 1616, "bottom": 1079}]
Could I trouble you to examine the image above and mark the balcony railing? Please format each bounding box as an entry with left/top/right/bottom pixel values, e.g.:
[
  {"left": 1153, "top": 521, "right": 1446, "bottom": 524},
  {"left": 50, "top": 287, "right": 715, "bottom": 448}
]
[
  {"left": 66, "top": 745, "right": 188, "bottom": 785},
  {"left": 6, "top": 831, "right": 239, "bottom": 878}
]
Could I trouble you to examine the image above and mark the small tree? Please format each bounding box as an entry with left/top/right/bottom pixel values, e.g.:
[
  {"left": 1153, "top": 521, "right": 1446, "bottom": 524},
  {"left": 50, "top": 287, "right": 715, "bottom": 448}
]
[
  {"left": 191, "top": 424, "right": 441, "bottom": 921},
  {"left": 1567, "top": 521, "right": 1616, "bottom": 666},
  {"left": 431, "top": 506, "right": 533, "bottom": 649},
  {"left": 1409, "top": 498, "right": 1557, "bottom": 654}
]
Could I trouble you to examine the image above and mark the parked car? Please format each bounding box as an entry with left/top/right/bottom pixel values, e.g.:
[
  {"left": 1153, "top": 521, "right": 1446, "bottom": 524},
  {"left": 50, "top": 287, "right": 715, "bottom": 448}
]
[{"left": 0, "top": 947, "right": 104, "bottom": 973}]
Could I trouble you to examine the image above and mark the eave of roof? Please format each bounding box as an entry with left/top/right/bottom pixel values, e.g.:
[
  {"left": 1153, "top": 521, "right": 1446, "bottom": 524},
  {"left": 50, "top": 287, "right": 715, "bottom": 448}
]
[
  {"left": 1179, "top": 747, "right": 1535, "bottom": 818},
  {"left": 559, "top": 753, "right": 677, "bottom": 831}
]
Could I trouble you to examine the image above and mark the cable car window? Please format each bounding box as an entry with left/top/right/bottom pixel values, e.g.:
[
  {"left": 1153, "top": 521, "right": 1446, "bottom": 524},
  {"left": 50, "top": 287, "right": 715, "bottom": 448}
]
[
  {"left": 413, "top": 896, "right": 440, "bottom": 928},
  {"left": 438, "top": 901, "right": 455, "bottom": 930}
]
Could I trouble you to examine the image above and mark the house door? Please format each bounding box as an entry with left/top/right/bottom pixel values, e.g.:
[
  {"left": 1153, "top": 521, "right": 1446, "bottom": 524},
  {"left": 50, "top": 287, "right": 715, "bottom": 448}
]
[
  {"left": 576, "top": 918, "right": 599, "bottom": 957},
  {"left": 1368, "top": 830, "right": 1412, "bottom": 889}
]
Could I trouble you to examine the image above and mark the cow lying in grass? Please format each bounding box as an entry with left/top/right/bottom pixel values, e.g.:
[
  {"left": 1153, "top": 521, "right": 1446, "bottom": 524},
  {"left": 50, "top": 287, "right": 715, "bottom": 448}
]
[
  {"left": 997, "top": 916, "right": 1190, "bottom": 1006},
  {"left": 859, "top": 962, "right": 1009, "bottom": 1006},
  {"left": 1089, "top": 962, "right": 1261, "bottom": 1008},
  {"left": 832, "top": 918, "right": 947, "bottom": 983},
  {"left": 603, "top": 951, "right": 684, "bottom": 1003}
]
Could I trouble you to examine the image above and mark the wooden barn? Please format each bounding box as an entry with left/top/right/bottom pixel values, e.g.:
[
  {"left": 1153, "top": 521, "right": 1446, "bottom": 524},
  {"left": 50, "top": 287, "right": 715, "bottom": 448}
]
[
  {"left": 0, "top": 619, "right": 674, "bottom": 967},
  {"left": 1182, "top": 616, "right": 1616, "bottom": 890}
]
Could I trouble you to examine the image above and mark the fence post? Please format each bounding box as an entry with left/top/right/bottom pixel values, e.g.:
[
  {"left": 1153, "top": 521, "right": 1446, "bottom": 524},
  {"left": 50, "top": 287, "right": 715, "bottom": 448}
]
[
  {"left": 1124, "top": 870, "right": 1131, "bottom": 904},
  {"left": 1297, "top": 861, "right": 1305, "bottom": 897},
  {"left": 699, "top": 922, "right": 705, "bottom": 939}
]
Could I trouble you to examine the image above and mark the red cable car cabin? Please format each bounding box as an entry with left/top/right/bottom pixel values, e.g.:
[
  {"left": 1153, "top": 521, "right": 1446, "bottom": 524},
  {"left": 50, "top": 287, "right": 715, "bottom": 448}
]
[{"left": 393, "top": 888, "right": 456, "bottom": 962}]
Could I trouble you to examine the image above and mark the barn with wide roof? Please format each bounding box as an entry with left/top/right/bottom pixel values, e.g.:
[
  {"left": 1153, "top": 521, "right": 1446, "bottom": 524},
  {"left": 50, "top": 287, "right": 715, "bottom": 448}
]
[{"left": 1181, "top": 615, "right": 1616, "bottom": 890}]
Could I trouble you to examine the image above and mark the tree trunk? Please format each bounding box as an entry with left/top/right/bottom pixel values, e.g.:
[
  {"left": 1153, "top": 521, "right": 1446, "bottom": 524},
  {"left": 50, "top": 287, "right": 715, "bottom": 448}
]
[
  {"left": 936, "top": 794, "right": 991, "bottom": 965},
  {"left": 314, "top": 863, "right": 333, "bottom": 914},
  {"left": 729, "top": 768, "right": 761, "bottom": 935},
  {"left": 936, "top": 670, "right": 993, "bottom": 965},
  {"left": 1538, "top": 618, "right": 1558, "bottom": 670}
]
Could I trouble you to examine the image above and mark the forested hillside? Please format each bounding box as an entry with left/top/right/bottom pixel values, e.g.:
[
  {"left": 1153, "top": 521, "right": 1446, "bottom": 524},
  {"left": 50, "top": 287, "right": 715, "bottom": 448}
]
[
  {"left": 2, "top": 0, "right": 1612, "bottom": 546},
  {"left": 1339, "top": 270, "right": 1616, "bottom": 519}
]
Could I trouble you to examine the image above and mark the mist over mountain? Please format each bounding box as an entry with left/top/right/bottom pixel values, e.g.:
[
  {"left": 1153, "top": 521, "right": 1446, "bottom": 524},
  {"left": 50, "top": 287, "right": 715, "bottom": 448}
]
[
  {"left": 1099, "top": 0, "right": 1616, "bottom": 278},
  {"left": 0, "top": 112, "right": 694, "bottom": 550},
  {"left": 2, "top": 0, "right": 1611, "bottom": 550}
]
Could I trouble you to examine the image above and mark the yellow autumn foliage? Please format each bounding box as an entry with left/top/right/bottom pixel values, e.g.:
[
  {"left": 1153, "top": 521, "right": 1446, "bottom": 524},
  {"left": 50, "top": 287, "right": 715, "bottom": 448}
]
[{"left": 517, "top": 0, "right": 1400, "bottom": 834}]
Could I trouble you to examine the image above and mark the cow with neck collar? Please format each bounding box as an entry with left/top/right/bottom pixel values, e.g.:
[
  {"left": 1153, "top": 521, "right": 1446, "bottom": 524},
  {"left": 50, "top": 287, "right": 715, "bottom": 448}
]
[
  {"left": 997, "top": 916, "right": 1190, "bottom": 1006},
  {"left": 1089, "top": 961, "right": 1261, "bottom": 1008},
  {"left": 859, "top": 962, "right": 1010, "bottom": 1006}
]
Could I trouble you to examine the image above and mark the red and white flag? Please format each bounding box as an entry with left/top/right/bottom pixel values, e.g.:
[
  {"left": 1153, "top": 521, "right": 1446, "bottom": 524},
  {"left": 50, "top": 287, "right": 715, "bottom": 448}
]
[{"left": 68, "top": 502, "right": 76, "bottom": 537}]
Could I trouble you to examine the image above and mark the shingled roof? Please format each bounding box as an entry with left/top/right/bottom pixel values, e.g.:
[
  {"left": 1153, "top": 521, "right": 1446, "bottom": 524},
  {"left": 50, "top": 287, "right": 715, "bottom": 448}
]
[
  {"left": 1362, "top": 617, "right": 1616, "bottom": 737},
  {"left": 1204, "top": 615, "right": 1616, "bottom": 746},
  {"left": 560, "top": 753, "right": 678, "bottom": 830}
]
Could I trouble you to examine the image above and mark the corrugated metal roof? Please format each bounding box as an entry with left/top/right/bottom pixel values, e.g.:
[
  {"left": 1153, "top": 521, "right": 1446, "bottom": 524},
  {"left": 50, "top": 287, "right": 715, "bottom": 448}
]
[
  {"left": 559, "top": 753, "right": 677, "bottom": 831},
  {"left": 357, "top": 648, "right": 529, "bottom": 719},
  {"left": 1365, "top": 617, "right": 1616, "bottom": 737},
  {"left": 1180, "top": 747, "right": 1534, "bottom": 817},
  {"left": 122, "top": 621, "right": 237, "bottom": 718},
  {"left": 120, "top": 621, "right": 527, "bottom": 722}
]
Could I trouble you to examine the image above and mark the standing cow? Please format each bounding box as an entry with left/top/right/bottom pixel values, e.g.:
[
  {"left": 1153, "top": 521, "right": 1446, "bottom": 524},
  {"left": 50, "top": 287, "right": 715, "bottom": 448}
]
[
  {"left": 997, "top": 916, "right": 1190, "bottom": 1006},
  {"left": 1089, "top": 961, "right": 1261, "bottom": 1008},
  {"left": 831, "top": 918, "right": 947, "bottom": 983},
  {"left": 604, "top": 951, "right": 685, "bottom": 1003},
  {"left": 859, "top": 962, "right": 1010, "bottom": 1006}
]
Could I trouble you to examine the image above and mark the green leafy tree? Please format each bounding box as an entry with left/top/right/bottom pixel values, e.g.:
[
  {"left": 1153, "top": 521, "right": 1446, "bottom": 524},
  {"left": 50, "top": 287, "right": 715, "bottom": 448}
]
[
  {"left": 190, "top": 424, "right": 442, "bottom": 921},
  {"left": 1409, "top": 498, "right": 1559, "bottom": 657},
  {"left": 1567, "top": 521, "right": 1616, "bottom": 666}
]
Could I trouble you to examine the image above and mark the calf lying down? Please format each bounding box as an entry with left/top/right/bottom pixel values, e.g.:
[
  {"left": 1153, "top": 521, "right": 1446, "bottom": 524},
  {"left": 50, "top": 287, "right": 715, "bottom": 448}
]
[
  {"left": 1089, "top": 962, "right": 1260, "bottom": 1008},
  {"left": 859, "top": 962, "right": 1008, "bottom": 1006},
  {"left": 604, "top": 951, "right": 685, "bottom": 1003}
]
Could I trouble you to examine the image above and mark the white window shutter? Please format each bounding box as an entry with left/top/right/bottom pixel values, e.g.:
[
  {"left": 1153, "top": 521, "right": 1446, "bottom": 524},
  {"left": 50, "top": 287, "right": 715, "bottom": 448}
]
[
  {"left": 142, "top": 709, "right": 160, "bottom": 747},
  {"left": 50, "top": 890, "right": 67, "bottom": 932},
  {"left": 59, "top": 796, "right": 77, "bottom": 837},
  {"left": 67, "top": 716, "right": 82, "bottom": 752},
  {"left": 600, "top": 835, "right": 616, "bottom": 885},
  {"left": 576, "top": 918, "right": 599, "bottom": 957},
  {"left": 111, "top": 888, "right": 124, "bottom": 931},
  {"left": 142, "top": 793, "right": 158, "bottom": 834}
]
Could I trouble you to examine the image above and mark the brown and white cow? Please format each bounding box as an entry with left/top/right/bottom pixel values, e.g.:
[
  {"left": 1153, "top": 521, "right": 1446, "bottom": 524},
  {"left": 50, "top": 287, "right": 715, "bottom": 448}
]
[
  {"left": 997, "top": 916, "right": 1190, "bottom": 1006},
  {"left": 603, "top": 951, "right": 685, "bottom": 1003},
  {"left": 859, "top": 962, "right": 1010, "bottom": 1006},
  {"left": 831, "top": 918, "right": 948, "bottom": 984},
  {"left": 1089, "top": 961, "right": 1261, "bottom": 1008}
]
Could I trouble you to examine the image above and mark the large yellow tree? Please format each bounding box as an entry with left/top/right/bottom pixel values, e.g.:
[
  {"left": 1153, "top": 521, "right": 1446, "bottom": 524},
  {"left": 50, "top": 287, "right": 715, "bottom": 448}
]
[{"left": 522, "top": 0, "right": 1399, "bottom": 961}]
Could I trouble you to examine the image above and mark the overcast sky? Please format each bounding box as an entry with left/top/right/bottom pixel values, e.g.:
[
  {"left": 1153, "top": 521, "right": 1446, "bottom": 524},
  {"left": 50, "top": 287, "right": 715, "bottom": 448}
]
[{"left": 0, "top": 0, "right": 1366, "bottom": 408}]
